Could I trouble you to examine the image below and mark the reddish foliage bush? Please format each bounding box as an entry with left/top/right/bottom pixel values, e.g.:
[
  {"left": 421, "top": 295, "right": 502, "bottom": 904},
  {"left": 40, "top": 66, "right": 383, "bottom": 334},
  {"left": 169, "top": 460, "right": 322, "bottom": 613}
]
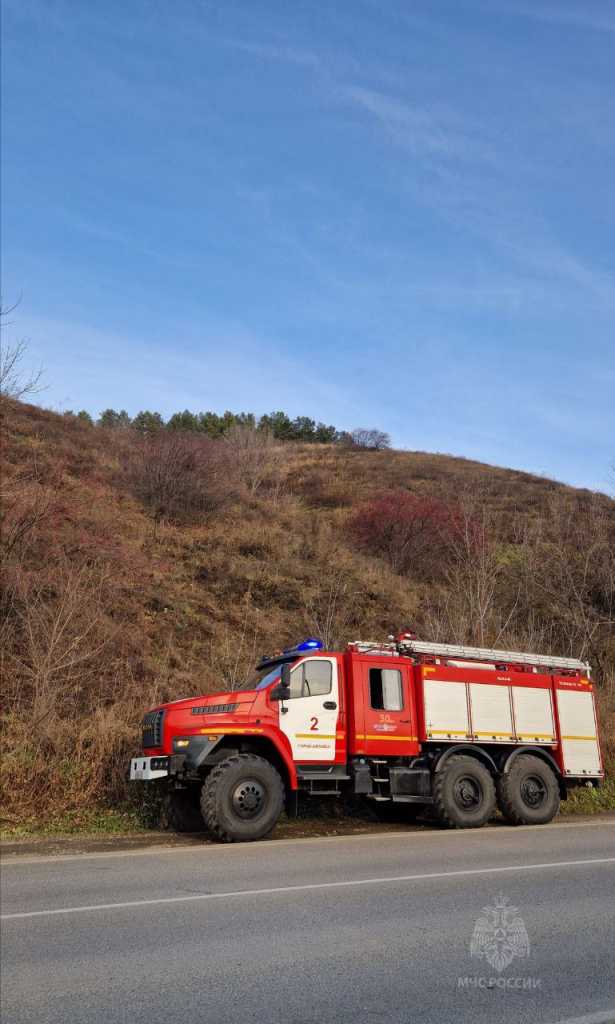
[{"left": 349, "top": 489, "right": 457, "bottom": 576}]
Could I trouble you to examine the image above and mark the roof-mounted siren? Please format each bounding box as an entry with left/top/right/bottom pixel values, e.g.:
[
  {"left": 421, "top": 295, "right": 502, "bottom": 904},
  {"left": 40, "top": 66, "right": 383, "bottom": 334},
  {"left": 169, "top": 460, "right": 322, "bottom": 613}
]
[
  {"left": 284, "top": 638, "right": 323, "bottom": 655},
  {"left": 257, "top": 637, "right": 324, "bottom": 671}
]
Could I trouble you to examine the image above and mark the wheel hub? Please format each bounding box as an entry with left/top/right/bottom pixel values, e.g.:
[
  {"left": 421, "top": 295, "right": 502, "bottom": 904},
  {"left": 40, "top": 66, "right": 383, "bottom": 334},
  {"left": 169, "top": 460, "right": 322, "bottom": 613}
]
[
  {"left": 521, "top": 774, "right": 547, "bottom": 808},
  {"left": 232, "top": 779, "right": 265, "bottom": 819},
  {"left": 454, "top": 775, "right": 481, "bottom": 809}
]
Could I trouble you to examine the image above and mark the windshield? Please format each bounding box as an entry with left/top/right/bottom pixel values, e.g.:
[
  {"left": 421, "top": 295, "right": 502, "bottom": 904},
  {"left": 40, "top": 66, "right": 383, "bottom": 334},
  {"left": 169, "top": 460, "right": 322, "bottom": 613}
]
[{"left": 237, "top": 660, "right": 296, "bottom": 691}]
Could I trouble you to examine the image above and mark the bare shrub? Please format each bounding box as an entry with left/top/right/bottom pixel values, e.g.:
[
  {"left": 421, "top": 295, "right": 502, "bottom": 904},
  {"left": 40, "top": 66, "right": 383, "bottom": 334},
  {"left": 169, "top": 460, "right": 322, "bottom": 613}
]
[
  {"left": 0, "top": 675, "right": 167, "bottom": 827},
  {"left": 0, "top": 465, "right": 66, "bottom": 680},
  {"left": 303, "top": 568, "right": 360, "bottom": 650},
  {"left": 347, "top": 428, "right": 391, "bottom": 450},
  {"left": 512, "top": 494, "right": 615, "bottom": 673},
  {"left": 0, "top": 474, "right": 59, "bottom": 567},
  {"left": 223, "top": 424, "right": 281, "bottom": 495},
  {"left": 124, "top": 431, "right": 236, "bottom": 527},
  {"left": 0, "top": 303, "right": 44, "bottom": 401},
  {"left": 443, "top": 496, "right": 504, "bottom": 646},
  {"left": 209, "top": 593, "right": 262, "bottom": 690},
  {"left": 420, "top": 489, "right": 615, "bottom": 667},
  {"left": 3, "top": 559, "right": 113, "bottom": 721}
]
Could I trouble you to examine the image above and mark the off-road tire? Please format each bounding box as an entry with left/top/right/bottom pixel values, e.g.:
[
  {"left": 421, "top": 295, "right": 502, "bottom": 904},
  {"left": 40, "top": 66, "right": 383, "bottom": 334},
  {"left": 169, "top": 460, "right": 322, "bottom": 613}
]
[
  {"left": 166, "top": 788, "right": 205, "bottom": 833},
  {"left": 497, "top": 754, "right": 560, "bottom": 826},
  {"left": 433, "top": 754, "right": 496, "bottom": 829},
  {"left": 200, "top": 753, "right": 285, "bottom": 843}
]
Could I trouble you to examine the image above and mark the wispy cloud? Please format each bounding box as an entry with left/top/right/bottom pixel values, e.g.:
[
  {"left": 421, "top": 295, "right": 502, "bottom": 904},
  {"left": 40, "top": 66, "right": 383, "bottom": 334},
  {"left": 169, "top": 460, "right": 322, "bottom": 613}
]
[
  {"left": 56, "top": 212, "right": 211, "bottom": 275},
  {"left": 506, "top": 239, "right": 615, "bottom": 310},
  {"left": 215, "top": 36, "right": 321, "bottom": 68},
  {"left": 338, "top": 86, "right": 448, "bottom": 155},
  {"left": 336, "top": 84, "right": 494, "bottom": 163},
  {"left": 496, "top": 2, "right": 615, "bottom": 33}
]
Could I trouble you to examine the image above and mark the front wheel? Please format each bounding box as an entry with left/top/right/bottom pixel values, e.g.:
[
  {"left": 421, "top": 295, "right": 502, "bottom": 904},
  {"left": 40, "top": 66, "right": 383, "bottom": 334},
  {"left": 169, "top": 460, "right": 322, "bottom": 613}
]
[
  {"left": 433, "top": 755, "right": 496, "bottom": 829},
  {"left": 497, "top": 755, "right": 560, "bottom": 826},
  {"left": 200, "top": 753, "right": 285, "bottom": 843}
]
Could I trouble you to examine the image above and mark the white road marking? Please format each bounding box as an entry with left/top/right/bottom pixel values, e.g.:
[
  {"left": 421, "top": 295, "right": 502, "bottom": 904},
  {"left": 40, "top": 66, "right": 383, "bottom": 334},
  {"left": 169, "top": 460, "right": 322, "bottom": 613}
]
[
  {"left": 548, "top": 1013, "right": 615, "bottom": 1024},
  {"left": 2, "top": 818, "right": 614, "bottom": 867},
  {"left": 3, "top": 856, "right": 614, "bottom": 921}
]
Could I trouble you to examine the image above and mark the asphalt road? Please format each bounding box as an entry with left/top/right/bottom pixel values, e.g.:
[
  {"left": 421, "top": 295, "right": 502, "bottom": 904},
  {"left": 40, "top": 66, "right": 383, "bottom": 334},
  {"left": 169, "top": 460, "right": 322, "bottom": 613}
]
[{"left": 2, "top": 821, "right": 615, "bottom": 1024}]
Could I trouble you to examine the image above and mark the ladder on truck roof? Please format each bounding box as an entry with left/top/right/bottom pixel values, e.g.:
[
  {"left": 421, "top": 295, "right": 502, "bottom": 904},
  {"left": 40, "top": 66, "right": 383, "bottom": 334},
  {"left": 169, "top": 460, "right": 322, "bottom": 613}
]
[{"left": 349, "top": 638, "right": 591, "bottom": 675}]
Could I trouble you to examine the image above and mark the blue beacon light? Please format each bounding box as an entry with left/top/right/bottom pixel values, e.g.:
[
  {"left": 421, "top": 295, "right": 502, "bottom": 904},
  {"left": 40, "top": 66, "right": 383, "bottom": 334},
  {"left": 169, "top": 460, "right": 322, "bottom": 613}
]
[{"left": 294, "top": 638, "right": 323, "bottom": 653}]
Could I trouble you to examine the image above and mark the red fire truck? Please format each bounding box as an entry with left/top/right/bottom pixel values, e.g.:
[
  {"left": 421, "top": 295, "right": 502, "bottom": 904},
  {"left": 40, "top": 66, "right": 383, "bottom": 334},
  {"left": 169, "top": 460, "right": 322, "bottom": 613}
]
[{"left": 129, "top": 634, "right": 604, "bottom": 842}]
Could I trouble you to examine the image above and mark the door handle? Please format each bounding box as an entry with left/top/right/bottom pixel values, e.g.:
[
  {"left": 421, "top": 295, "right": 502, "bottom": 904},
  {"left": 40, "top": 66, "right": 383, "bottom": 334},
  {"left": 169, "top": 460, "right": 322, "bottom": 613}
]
[{"left": 323, "top": 701, "right": 337, "bottom": 710}]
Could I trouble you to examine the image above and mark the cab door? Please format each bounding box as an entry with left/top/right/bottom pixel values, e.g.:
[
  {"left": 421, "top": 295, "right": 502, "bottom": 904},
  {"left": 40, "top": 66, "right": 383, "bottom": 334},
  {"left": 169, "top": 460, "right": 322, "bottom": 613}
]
[
  {"left": 359, "top": 660, "right": 418, "bottom": 757},
  {"left": 278, "top": 656, "right": 339, "bottom": 762}
]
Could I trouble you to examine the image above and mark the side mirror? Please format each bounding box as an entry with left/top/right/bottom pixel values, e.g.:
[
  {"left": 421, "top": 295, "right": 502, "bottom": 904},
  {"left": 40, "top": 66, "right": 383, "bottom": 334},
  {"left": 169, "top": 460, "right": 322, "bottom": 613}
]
[{"left": 271, "top": 663, "right": 291, "bottom": 701}]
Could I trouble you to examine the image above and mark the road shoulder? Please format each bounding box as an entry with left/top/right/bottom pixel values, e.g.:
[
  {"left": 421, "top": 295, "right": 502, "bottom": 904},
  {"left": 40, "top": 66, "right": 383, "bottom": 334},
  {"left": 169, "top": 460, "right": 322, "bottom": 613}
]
[{"left": 2, "top": 811, "right": 614, "bottom": 861}]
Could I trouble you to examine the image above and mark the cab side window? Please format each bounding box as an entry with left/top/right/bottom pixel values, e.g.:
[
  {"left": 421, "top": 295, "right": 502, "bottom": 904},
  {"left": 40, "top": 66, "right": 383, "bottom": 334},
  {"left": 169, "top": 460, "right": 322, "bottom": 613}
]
[
  {"left": 369, "top": 668, "right": 403, "bottom": 711},
  {"left": 289, "top": 659, "right": 332, "bottom": 698}
]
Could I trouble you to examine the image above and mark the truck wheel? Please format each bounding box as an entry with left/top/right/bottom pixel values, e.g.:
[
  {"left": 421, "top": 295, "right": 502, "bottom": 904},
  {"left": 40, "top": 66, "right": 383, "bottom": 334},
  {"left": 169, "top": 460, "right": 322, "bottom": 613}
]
[
  {"left": 166, "top": 789, "right": 205, "bottom": 833},
  {"left": 433, "top": 755, "right": 496, "bottom": 829},
  {"left": 200, "top": 753, "right": 285, "bottom": 843},
  {"left": 497, "top": 755, "right": 560, "bottom": 826}
]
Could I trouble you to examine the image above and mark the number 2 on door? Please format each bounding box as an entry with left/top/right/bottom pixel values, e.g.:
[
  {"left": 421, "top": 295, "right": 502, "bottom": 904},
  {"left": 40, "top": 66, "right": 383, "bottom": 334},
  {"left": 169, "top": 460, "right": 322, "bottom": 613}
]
[{"left": 310, "top": 716, "right": 319, "bottom": 731}]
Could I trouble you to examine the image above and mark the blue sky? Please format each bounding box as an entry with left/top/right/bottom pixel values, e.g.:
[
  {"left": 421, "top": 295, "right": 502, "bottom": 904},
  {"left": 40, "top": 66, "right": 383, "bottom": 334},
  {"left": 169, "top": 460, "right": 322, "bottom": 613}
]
[{"left": 2, "top": 0, "right": 614, "bottom": 491}]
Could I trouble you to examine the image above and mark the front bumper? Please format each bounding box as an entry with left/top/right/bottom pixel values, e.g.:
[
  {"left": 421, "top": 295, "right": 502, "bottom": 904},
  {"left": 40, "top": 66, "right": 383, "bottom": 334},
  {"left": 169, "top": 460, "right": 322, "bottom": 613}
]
[{"left": 129, "top": 756, "right": 169, "bottom": 781}]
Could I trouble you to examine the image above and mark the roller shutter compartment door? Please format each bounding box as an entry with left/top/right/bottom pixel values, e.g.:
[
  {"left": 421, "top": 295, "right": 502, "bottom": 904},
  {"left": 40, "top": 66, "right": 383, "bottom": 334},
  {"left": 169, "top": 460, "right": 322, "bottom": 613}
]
[
  {"left": 424, "top": 680, "right": 469, "bottom": 741},
  {"left": 556, "top": 689, "right": 602, "bottom": 776},
  {"left": 469, "top": 683, "right": 514, "bottom": 742},
  {"left": 512, "top": 686, "right": 555, "bottom": 744}
]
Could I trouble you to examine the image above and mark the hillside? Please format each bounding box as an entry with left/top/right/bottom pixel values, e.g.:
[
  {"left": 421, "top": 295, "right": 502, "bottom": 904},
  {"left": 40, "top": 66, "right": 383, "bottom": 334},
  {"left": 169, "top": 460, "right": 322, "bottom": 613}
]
[{"left": 1, "top": 398, "right": 614, "bottom": 829}]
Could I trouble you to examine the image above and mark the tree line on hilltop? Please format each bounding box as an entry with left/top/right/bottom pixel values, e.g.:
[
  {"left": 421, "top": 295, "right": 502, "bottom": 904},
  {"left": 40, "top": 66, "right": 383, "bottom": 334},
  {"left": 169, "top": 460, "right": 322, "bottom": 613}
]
[
  {"left": 0, "top": 329, "right": 390, "bottom": 448},
  {"left": 65, "top": 407, "right": 391, "bottom": 449}
]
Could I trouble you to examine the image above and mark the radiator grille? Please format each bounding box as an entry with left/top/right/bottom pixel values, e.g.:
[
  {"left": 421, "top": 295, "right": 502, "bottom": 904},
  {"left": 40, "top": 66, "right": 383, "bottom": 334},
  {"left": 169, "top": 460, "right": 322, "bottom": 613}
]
[{"left": 142, "top": 709, "right": 164, "bottom": 749}]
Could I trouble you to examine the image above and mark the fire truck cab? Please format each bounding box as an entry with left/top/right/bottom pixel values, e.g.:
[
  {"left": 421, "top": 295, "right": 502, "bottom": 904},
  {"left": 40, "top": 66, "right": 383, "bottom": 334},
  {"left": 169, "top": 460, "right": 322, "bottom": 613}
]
[{"left": 129, "top": 635, "right": 603, "bottom": 842}]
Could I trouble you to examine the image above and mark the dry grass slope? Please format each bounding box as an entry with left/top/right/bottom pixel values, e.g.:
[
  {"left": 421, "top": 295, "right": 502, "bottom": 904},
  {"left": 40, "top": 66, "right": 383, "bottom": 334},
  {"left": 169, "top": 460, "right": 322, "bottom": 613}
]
[{"left": 1, "top": 399, "right": 613, "bottom": 831}]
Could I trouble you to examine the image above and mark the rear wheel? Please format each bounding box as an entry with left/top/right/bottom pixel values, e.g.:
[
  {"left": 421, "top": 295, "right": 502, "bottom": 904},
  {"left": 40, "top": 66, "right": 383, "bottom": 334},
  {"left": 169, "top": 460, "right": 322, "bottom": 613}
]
[
  {"left": 433, "top": 755, "right": 496, "bottom": 829},
  {"left": 200, "top": 753, "right": 285, "bottom": 843},
  {"left": 497, "top": 755, "right": 560, "bottom": 826}
]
